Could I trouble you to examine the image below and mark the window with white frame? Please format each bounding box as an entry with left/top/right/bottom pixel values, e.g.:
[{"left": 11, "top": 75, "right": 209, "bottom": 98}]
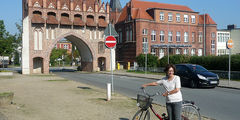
[
  {"left": 151, "top": 48, "right": 156, "bottom": 55},
  {"left": 191, "top": 48, "right": 196, "bottom": 56},
  {"left": 192, "top": 32, "right": 195, "bottom": 43},
  {"left": 184, "top": 48, "right": 189, "bottom": 55},
  {"left": 184, "top": 15, "right": 189, "bottom": 23},
  {"left": 160, "top": 31, "right": 164, "bottom": 42},
  {"left": 198, "top": 49, "right": 203, "bottom": 56},
  {"left": 168, "top": 31, "right": 173, "bottom": 42},
  {"left": 199, "top": 32, "right": 203, "bottom": 43},
  {"left": 63, "top": 44, "right": 68, "bottom": 49},
  {"left": 142, "top": 37, "right": 148, "bottom": 53},
  {"left": 176, "top": 31, "right": 181, "bottom": 42},
  {"left": 191, "top": 15, "right": 196, "bottom": 23},
  {"left": 176, "top": 49, "right": 181, "bottom": 55},
  {"left": 176, "top": 13, "right": 181, "bottom": 22},
  {"left": 143, "top": 29, "right": 148, "bottom": 35},
  {"left": 160, "top": 12, "right": 164, "bottom": 21},
  {"left": 211, "top": 32, "right": 216, "bottom": 38},
  {"left": 184, "top": 32, "right": 189, "bottom": 42},
  {"left": 159, "top": 49, "right": 165, "bottom": 59},
  {"left": 151, "top": 30, "right": 156, "bottom": 41},
  {"left": 168, "top": 12, "right": 173, "bottom": 22},
  {"left": 211, "top": 40, "right": 215, "bottom": 54}
]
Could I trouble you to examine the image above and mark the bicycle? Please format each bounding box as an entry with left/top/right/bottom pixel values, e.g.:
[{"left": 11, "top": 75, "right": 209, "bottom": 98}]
[{"left": 132, "top": 87, "right": 201, "bottom": 120}]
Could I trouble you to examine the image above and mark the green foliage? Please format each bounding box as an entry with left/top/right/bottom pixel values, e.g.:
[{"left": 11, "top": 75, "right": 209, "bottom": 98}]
[
  {"left": 158, "top": 55, "right": 190, "bottom": 67},
  {"left": 50, "top": 48, "right": 71, "bottom": 66},
  {"left": 136, "top": 54, "right": 158, "bottom": 67}
]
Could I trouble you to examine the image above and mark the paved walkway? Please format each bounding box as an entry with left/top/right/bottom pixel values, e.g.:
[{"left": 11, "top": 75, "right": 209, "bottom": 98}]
[{"left": 100, "top": 70, "right": 240, "bottom": 90}]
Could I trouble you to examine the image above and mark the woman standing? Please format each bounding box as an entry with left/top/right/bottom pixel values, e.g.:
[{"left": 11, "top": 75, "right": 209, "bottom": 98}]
[{"left": 142, "top": 64, "right": 183, "bottom": 120}]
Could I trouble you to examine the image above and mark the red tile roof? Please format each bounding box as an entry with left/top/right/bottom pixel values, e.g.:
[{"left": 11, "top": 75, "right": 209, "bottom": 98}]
[
  {"left": 118, "top": 0, "right": 194, "bottom": 23},
  {"left": 199, "top": 14, "right": 216, "bottom": 25}
]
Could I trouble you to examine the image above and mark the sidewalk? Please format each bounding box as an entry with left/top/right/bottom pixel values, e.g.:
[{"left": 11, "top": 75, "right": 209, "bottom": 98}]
[{"left": 100, "top": 70, "right": 240, "bottom": 90}]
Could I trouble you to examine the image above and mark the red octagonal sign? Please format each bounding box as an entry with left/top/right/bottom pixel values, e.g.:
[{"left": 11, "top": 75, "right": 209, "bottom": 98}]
[{"left": 105, "top": 36, "right": 116, "bottom": 48}]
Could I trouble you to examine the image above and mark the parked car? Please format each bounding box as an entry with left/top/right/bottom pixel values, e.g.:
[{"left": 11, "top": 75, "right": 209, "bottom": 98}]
[{"left": 175, "top": 64, "right": 219, "bottom": 88}]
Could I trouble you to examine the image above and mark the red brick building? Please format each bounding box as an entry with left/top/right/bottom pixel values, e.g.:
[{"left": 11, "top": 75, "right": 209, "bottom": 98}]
[
  {"left": 55, "top": 40, "right": 72, "bottom": 54},
  {"left": 113, "top": 0, "right": 217, "bottom": 66}
]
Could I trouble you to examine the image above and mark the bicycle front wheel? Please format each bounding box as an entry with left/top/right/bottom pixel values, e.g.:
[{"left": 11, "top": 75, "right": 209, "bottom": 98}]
[
  {"left": 181, "top": 104, "right": 201, "bottom": 120},
  {"left": 132, "top": 109, "right": 150, "bottom": 120}
]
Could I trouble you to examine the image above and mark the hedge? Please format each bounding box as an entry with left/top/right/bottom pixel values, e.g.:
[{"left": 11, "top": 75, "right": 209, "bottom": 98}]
[{"left": 136, "top": 54, "right": 240, "bottom": 71}]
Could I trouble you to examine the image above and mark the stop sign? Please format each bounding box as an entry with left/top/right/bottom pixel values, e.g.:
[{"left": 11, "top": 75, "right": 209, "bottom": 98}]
[{"left": 105, "top": 36, "right": 116, "bottom": 48}]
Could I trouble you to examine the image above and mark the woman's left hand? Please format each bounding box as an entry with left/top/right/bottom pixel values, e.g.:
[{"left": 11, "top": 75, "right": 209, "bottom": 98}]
[{"left": 162, "top": 91, "right": 169, "bottom": 97}]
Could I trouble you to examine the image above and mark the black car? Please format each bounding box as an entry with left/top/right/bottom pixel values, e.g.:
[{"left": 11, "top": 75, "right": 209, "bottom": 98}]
[{"left": 175, "top": 64, "right": 219, "bottom": 88}]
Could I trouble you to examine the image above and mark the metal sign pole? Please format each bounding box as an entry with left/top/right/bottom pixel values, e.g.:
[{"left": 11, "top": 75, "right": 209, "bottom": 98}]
[
  {"left": 110, "top": 24, "right": 114, "bottom": 94},
  {"left": 228, "top": 49, "right": 231, "bottom": 85}
]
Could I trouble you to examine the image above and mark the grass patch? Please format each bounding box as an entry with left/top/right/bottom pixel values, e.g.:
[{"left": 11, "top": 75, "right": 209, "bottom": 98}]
[
  {"left": 29, "top": 74, "right": 56, "bottom": 77},
  {"left": 0, "top": 92, "right": 14, "bottom": 97},
  {"left": 0, "top": 70, "right": 12, "bottom": 72},
  {"left": 47, "top": 79, "right": 69, "bottom": 82},
  {"left": 0, "top": 76, "right": 13, "bottom": 79}
]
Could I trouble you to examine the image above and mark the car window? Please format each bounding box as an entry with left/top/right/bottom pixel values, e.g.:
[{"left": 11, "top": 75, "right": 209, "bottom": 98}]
[
  {"left": 191, "top": 65, "right": 208, "bottom": 73},
  {"left": 176, "top": 65, "right": 189, "bottom": 73}
]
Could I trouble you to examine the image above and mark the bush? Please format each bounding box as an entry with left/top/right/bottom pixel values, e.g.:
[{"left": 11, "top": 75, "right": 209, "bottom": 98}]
[{"left": 136, "top": 54, "right": 158, "bottom": 67}]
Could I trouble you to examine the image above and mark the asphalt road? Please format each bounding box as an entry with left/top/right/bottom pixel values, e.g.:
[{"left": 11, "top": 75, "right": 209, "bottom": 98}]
[{"left": 54, "top": 72, "right": 240, "bottom": 120}]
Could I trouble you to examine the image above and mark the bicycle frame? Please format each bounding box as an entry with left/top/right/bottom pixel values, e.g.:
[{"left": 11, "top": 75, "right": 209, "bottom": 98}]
[{"left": 149, "top": 104, "right": 165, "bottom": 120}]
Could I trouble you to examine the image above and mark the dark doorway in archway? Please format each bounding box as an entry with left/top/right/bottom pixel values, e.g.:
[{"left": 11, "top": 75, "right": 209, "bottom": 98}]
[
  {"left": 33, "top": 57, "right": 43, "bottom": 74},
  {"left": 98, "top": 57, "right": 106, "bottom": 71}
]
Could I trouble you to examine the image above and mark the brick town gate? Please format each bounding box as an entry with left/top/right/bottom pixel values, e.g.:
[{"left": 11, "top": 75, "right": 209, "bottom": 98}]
[{"left": 22, "top": 0, "right": 115, "bottom": 74}]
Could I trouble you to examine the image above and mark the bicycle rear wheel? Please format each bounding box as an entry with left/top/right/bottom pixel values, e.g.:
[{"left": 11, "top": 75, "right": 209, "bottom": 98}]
[
  {"left": 132, "top": 109, "right": 150, "bottom": 120},
  {"left": 181, "top": 104, "right": 201, "bottom": 120}
]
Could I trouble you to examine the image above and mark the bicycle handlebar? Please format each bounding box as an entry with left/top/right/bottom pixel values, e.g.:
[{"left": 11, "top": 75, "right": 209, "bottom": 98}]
[{"left": 140, "top": 87, "right": 162, "bottom": 98}]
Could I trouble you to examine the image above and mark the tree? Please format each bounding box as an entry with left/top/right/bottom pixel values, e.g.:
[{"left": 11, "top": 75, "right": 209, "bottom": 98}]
[{"left": 0, "top": 20, "right": 15, "bottom": 57}]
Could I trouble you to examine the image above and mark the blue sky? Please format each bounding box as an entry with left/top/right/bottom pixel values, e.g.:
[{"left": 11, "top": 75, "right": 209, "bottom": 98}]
[{"left": 0, "top": 0, "right": 239, "bottom": 35}]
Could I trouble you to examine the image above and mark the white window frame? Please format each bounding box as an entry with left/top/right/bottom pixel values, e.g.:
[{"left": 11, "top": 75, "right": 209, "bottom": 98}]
[
  {"left": 198, "top": 49, "right": 203, "bottom": 56},
  {"left": 191, "top": 15, "right": 196, "bottom": 23},
  {"left": 160, "top": 12, "right": 164, "bottom": 21},
  {"left": 176, "top": 49, "right": 181, "bottom": 55},
  {"left": 176, "top": 31, "right": 181, "bottom": 42},
  {"left": 192, "top": 32, "right": 195, "bottom": 43},
  {"left": 184, "top": 48, "right": 189, "bottom": 55},
  {"left": 191, "top": 48, "right": 196, "bottom": 56},
  {"left": 143, "top": 29, "right": 148, "bottom": 35},
  {"left": 184, "top": 32, "right": 189, "bottom": 42},
  {"left": 151, "top": 30, "right": 156, "bottom": 41},
  {"left": 184, "top": 15, "right": 189, "bottom": 23},
  {"left": 176, "top": 13, "right": 181, "bottom": 22},
  {"left": 168, "top": 12, "right": 173, "bottom": 22},
  {"left": 151, "top": 48, "right": 156, "bottom": 55},
  {"left": 160, "top": 31, "right": 164, "bottom": 42},
  {"left": 199, "top": 32, "right": 203, "bottom": 43},
  {"left": 168, "top": 31, "right": 173, "bottom": 42}
]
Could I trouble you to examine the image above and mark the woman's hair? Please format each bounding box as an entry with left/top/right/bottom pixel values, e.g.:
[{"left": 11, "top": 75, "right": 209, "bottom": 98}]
[{"left": 164, "top": 64, "right": 176, "bottom": 74}]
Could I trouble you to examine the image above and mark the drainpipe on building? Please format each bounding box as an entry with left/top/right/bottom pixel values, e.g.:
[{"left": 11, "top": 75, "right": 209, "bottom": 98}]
[{"left": 203, "top": 12, "right": 206, "bottom": 56}]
